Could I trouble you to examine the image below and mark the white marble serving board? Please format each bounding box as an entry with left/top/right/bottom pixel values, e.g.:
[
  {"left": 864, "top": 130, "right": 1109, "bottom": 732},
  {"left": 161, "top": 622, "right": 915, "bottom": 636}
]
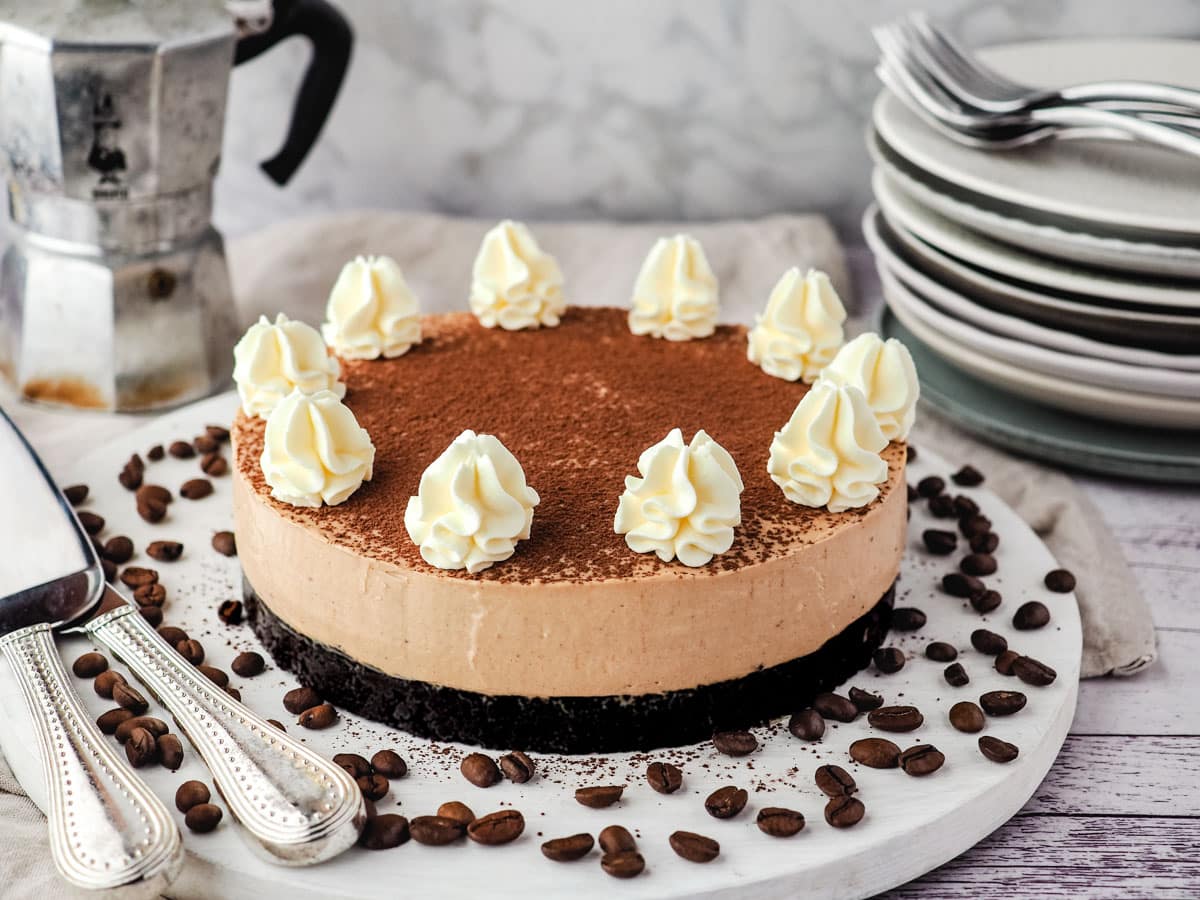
[{"left": 0, "top": 392, "right": 1081, "bottom": 899}]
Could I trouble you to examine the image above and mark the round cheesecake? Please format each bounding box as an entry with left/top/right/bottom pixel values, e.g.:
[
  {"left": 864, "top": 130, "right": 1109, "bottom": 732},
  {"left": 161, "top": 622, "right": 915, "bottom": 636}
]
[{"left": 233, "top": 307, "right": 906, "bottom": 752}]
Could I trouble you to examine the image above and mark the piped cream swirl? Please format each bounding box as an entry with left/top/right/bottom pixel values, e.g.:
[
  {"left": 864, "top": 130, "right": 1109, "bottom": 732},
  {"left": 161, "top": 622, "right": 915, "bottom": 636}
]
[
  {"left": 747, "top": 268, "right": 846, "bottom": 382},
  {"left": 322, "top": 255, "right": 422, "bottom": 360},
  {"left": 820, "top": 332, "right": 919, "bottom": 441},
  {"left": 469, "top": 220, "right": 565, "bottom": 330},
  {"left": 232, "top": 313, "right": 344, "bottom": 419},
  {"left": 628, "top": 235, "right": 719, "bottom": 341}
]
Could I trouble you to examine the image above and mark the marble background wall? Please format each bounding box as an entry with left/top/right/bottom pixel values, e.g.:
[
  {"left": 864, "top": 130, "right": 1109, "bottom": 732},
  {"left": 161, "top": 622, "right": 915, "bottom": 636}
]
[{"left": 216, "top": 0, "right": 1200, "bottom": 240}]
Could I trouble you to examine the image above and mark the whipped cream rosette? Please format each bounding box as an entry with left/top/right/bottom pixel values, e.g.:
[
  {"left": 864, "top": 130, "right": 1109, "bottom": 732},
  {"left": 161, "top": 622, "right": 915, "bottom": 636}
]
[
  {"left": 232, "top": 313, "right": 344, "bottom": 419},
  {"left": 469, "top": 220, "right": 565, "bottom": 330},
  {"left": 628, "top": 234, "right": 720, "bottom": 341},
  {"left": 820, "top": 332, "right": 919, "bottom": 441},
  {"left": 322, "top": 254, "right": 422, "bottom": 359},
  {"left": 747, "top": 267, "right": 846, "bottom": 383}
]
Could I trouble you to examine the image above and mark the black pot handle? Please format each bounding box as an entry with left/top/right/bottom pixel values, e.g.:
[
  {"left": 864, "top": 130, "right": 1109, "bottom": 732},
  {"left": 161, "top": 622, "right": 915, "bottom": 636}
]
[{"left": 234, "top": 0, "right": 353, "bottom": 185}]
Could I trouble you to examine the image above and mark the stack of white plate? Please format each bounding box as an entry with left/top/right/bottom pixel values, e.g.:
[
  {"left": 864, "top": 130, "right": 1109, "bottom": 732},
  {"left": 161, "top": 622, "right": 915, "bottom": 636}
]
[{"left": 864, "top": 37, "right": 1200, "bottom": 482}]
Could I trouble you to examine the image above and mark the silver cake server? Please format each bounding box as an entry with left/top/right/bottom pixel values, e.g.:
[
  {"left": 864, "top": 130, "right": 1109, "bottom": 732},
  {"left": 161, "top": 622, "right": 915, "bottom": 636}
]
[{"left": 0, "top": 408, "right": 183, "bottom": 896}]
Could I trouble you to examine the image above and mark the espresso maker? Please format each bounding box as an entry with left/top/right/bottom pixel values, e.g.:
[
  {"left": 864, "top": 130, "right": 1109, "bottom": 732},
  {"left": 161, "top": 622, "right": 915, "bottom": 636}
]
[{"left": 0, "top": 0, "right": 350, "bottom": 411}]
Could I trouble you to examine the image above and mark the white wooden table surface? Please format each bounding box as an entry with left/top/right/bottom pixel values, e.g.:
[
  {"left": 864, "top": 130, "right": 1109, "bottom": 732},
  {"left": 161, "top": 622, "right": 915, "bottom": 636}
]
[{"left": 2, "top": 246, "right": 1198, "bottom": 898}]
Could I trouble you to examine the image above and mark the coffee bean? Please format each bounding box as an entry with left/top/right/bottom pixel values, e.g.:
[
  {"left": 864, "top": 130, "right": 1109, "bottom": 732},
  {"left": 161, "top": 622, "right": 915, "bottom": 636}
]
[
  {"left": 953, "top": 494, "right": 980, "bottom": 517},
  {"left": 849, "top": 687, "right": 884, "bottom": 712},
  {"left": 462, "top": 809, "right": 523, "bottom": 846},
  {"left": 138, "top": 605, "right": 163, "bottom": 627},
  {"left": 943, "top": 572, "right": 985, "bottom": 598},
  {"left": 218, "top": 599, "right": 244, "bottom": 626},
  {"left": 158, "top": 734, "right": 184, "bottom": 771},
  {"left": 970, "top": 629, "right": 1008, "bottom": 656},
  {"left": 970, "top": 531, "right": 999, "bottom": 554},
  {"left": 949, "top": 701, "right": 985, "bottom": 733},
  {"left": 598, "top": 825, "right": 637, "bottom": 854},
  {"left": 267, "top": 719, "right": 285, "bottom": 731},
  {"left": 372, "top": 749, "right": 407, "bottom": 779},
  {"left": 1044, "top": 568, "right": 1076, "bottom": 592},
  {"left": 916, "top": 475, "right": 945, "bottom": 497},
  {"left": 928, "top": 494, "right": 956, "bottom": 518},
  {"left": 63, "top": 483, "right": 89, "bottom": 505},
  {"left": 333, "top": 753, "right": 372, "bottom": 779},
  {"left": 118, "top": 463, "right": 142, "bottom": 491},
  {"left": 437, "top": 801, "right": 475, "bottom": 826},
  {"left": 77, "top": 510, "right": 105, "bottom": 535},
  {"left": 757, "top": 807, "right": 805, "bottom": 838},
  {"left": 907, "top": 445, "right": 918, "bottom": 461},
  {"left": 898, "top": 744, "right": 945, "bottom": 776},
  {"left": 980, "top": 690, "right": 1027, "bottom": 717},
  {"left": 360, "top": 814, "right": 410, "bottom": 850},
  {"left": 125, "top": 727, "right": 158, "bottom": 767},
  {"left": 72, "top": 652, "right": 108, "bottom": 678},
  {"left": 136, "top": 496, "right": 167, "bottom": 524},
  {"left": 461, "top": 753, "right": 501, "bottom": 788},
  {"left": 135, "top": 484, "right": 172, "bottom": 506},
  {"left": 112, "top": 682, "right": 149, "bottom": 714},
  {"left": 409, "top": 815, "right": 465, "bottom": 845},
  {"left": 669, "top": 830, "right": 719, "bottom": 862},
  {"left": 197, "top": 665, "right": 228, "bottom": 688},
  {"left": 970, "top": 589, "right": 1003, "bottom": 614},
  {"left": 134, "top": 582, "right": 166, "bottom": 606},
  {"left": 201, "top": 453, "right": 228, "bottom": 477},
  {"left": 907, "top": 483, "right": 918, "bottom": 501},
  {"left": 115, "top": 716, "right": 168, "bottom": 744},
  {"left": 184, "top": 803, "right": 222, "bottom": 833},
  {"left": 119, "top": 566, "right": 159, "bottom": 588},
  {"left": 224, "top": 686, "right": 241, "bottom": 702},
  {"left": 849, "top": 737, "right": 901, "bottom": 768},
  {"left": 814, "top": 764, "right": 857, "bottom": 797},
  {"left": 712, "top": 729, "right": 757, "bottom": 756},
  {"left": 95, "top": 709, "right": 133, "bottom": 736},
  {"left": 1013, "top": 655, "right": 1058, "bottom": 687},
  {"left": 211, "top": 531, "right": 237, "bottom": 557},
  {"left": 994, "top": 650, "right": 1019, "bottom": 676},
  {"left": 101, "top": 559, "right": 117, "bottom": 583},
  {"left": 231, "top": 651, "right": 264, "bottom": 678},
  {"left": 1013, "top": 601, "right": 1051, "bottom": 630},
  {"left": 646, "top": 760, "right": 683, "bottom": 794},
  {"left": 541, "top": 833, "right": 594, "bottom": 862},
  {"left": 157, "top": 625, "right": 187, "bottom": 645},
  {"left": 206, "top": 425, "right": 230, "bottom": 443},
  {"left": 357, "top": 773, "right": 390, "bottom": 801},
  {"left": 789, "top": 708, "right": 826, "bottom": 741},
  {"left": 979, "top": 735, "right": 1020, "bottom": 763},
  {"left": 699, "top": 786, "right": 751, "bottom": 827},
  {"left": 951, "top": 464, "right": 984, "bottom": 486},
  {"left": 600, "top": 851, "right": 645, "bottom": 879},
  {"left": 868, "top": 705, "right": 924, "bottom": 732},
  {"left": 575, "top": 785, "right": 624, "bottom": 809},
  {"left": 874, "top": 647, "right": 906, "bottom": 674},
  {"left": 194, "top": 434, "right": 219, "bottom": 454},
  {"left": 147, "top": 540, "right": 183, "bottom": 562},
  {"left": 146, "top": 444, "right": 164, "bottom": 461},
  {"left": 813, "top": 691, "right": 858, "bottom": 722},
  {"left": 892, "top": 606, "right": 928, "bottom": 630},
  {"left": 180, "top": 478, "right": 213, "bottom": 500},
  {"left": 175, "top": 639, "right": 204, "bottom": 665},
  {"left": 168, "top": 440, "right": 196, "bottom": 459},
  {"left": 961, "top": 553, "right": 997, "bottom": 576},
  {"left": 824, "top": 795, "right": 866, "bottom": 828},
  {"left": 283, "top": 686, "right": 322, "bottom": 714},
  {"left": 101, "top": 535, "right": 134, "bottom": 564},
  {"left": 925, "top": 641, "right": 958, "bottom": 662},
  {"left": 175, "top": 780, "right": 210, "bottom": 812},
  {"left": 93, "top": 670, "right": 125, "bottom": 698},
  {"left": 944, "top": 663, "right": 970, "bottom": 687},
  {"left": 299, "top": 703, "right": 337, "bottom": 729},
  {"left": 960, "top": 514, "right": 992, "bottom": 538}
]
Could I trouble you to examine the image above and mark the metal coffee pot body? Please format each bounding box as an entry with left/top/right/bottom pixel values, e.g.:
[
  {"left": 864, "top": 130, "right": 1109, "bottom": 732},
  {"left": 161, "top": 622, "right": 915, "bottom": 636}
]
[{"left": 0, "top": 0, "right": 350, "bottom": 411}]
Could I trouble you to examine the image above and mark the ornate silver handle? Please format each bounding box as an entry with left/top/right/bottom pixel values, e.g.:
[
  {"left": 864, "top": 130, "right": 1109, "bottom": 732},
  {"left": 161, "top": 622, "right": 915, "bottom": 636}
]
[
  {"left": 0, "top": 623, "right": 182, "bottom": 896},
  {"left": 85, "top": 604, "right": 364, "bottom": 865}
]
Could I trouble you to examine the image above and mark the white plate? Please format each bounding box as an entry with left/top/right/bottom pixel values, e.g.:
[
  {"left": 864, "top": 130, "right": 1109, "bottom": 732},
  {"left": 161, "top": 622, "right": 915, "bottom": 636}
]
[
  {"left": 881, "top": 274, "right": 1200, "bottom": 428},
  {"left": 0, "top": 393, "right": 1082, "bottom": 900},
  {"left": 872, "top": 38, "right": 1200, "bottom": 241},
  {"left": 863, "top": 206, "right": 1200, "bottom": 373},
  {"left": 872, "top": 168, "right": 1200, "bottom": 312},
  {"left": 868, "top": 129, "right": 1200, "bottom": 280}
]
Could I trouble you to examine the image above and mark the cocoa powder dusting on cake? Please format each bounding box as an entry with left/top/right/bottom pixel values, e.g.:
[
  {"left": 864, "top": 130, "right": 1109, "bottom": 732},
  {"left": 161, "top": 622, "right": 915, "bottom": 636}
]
[{"left": 234, "top": 307, "right": 904, "bottom": 583}]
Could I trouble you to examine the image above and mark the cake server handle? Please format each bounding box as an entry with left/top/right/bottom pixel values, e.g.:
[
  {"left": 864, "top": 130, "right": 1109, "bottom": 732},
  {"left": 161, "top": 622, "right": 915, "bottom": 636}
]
[
  {"left": 83, "top": 601, "right": 365, "bottom": 866},
  {"left": 0, "top": 623, "right": 182, "bottom": 897}
]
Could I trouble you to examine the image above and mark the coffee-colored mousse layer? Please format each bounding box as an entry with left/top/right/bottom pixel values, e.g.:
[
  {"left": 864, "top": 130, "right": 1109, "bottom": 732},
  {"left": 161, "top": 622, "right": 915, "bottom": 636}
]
[{"left": 233, "top": 307, "right": 906, "bottom": 697}]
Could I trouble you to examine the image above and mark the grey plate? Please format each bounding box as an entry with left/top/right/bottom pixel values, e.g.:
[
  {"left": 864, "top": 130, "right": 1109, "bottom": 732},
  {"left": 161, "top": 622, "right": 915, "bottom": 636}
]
[{"left": 881, "top": 308, "right": 1200, "bottom": 484}]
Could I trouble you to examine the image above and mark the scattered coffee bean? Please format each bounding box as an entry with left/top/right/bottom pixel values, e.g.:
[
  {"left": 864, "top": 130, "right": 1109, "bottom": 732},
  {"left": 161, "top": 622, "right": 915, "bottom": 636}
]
[
  {"left": 136, "top": 484, "right": 172, "bottom": 506},
  {"left": 575, "top": 785, "right": 625, "bottom": 809},
  {"left": 437, "top": 801, "right": 475, "bottom": 826},
  {"left": 283, "top": 686, "right": 322, "bottom": 714},
  {"left": 907, "top": 445, "right": 918, "bottom": 461},
  {"left": 158, "top": 734, "right": 184, "bottom": 770},
  {"left": 175, "top": 780, "right": 210, "bottom": 812},
  {"left": 125, "top": 727, "right": 158, "bottom": 767},
  {"left": 814, "top": 764, "right": 857, "bottom": 797},
  {"left": 333, "top": 753, "right": 372, "bottom": 779},
  {"left": 849, "top": 737, "right": 901, "bottom": 768},
  {"left": 157, "top": 625, "right": 187, "bottom": 645},
  {"left": 928, "top": 494, "right": 955, "bottom": 518},
  {"left": 943, "top": 572, "right": 985, "bottom": 598},
  {"left": 180, "top": 478, "right": 213, "bottom": 500},
  {"left": 357, "top": 774, "right": 390, "bottom": 801},
  {"left": 892, "top": 606, "right": 928, "bottom": 630},
  {"left": 206, "top": 425, "right": 230, "bottom": 443},
  {"left": 961, "top": 553, "right": 997, "bottom": 576},
  {"left": 139, "top": 605, "right": 163, "bottom": 627},
  {"left": 1013, "top": 601, "right": 1051, "bottom": 630},
  {"left": 952, "top": 464, "right": 984, "bottom": 486},
  {"left": 101, "top": 535, "right": 134, "bottom": 564},
  {"left": 944, "top": 662, "right": 970, "bottom": 687},
  {"left": 360, "top": 814, "right": 410, "bottom": 850},
  {"left": 824, "top": 795, "right": 866, "bottom": 828},
  {"left": 147, "top": 444, "right": 165, "bottom": 461},
  {"left": 112, "top": 682, "right": 149, "bottom": 714},
  {"left": 849, "top": 687, "right": 884, "bottom": 712},
  {"left": 175, "top": 639, "right": 204, "bottom": 665},
  {"left": 971, "top": 629, "right": 1008, "bottom": 656},
  {"left": 970, "top": 589, "right": 1003, "bottom": 614},
  {"left": 267, "top": 719, "right": 286, "bottom": 731},
  {"left": 757, "top": 807, "right": 805, "bottom": 838},
  {"left": 194, "top": 434, "right": 219, "bottom": 454},
  {"left": 77, "top": 510, "right": 105, "bottom": 535},
  {"left": 1044, "top": 568, "right": 1076, "bottom": 592},
  {"left": 409, "top": 815, "right": 466, "bottom": 845},
  {"left": 184, "top": 803, "right": 222, "bottom": 833},
  {"left": 96, "top": 708, "right": 134, "bottom": 735},
  {"left": 119, "top": 566, "right": 159, "bottom": 588},
  {"left": 788, "top": 708, "right": 825, "bottom": 741},
  {"left": 669, "top": 830, "right": 720, "bottom": 862},
  {"left": 949, "top": 701, "right": 985, "bottom": 733},
  {"left": 298, "top": 703, "right": 337, "bottom": 729},
  {"left": 63, "top": 483, "right": 89, "bottom": 505},
  {"left": 813, "top": 692, "right": 858, "bottom": 723},
  {"left": 916, "top": 475, "right": 945, "bottom": 498},
  {"left": 231, "top": 651, "right": 264, "bottom": 678},
  {"left": 994, "top": 650, "right": 1020, "bottom": 676},
  {"left": 224, "top": 686, "right": 241, "bottom": 702},
  {"left": 907, "top": 484, "right": 918, "bottom": 502},
  {"left": 926, "top": 641, "right": 958, "bottom": 662},
  {"left": 712, "top": 729, "right": 757, "bottom": 756},
  {"left": 646, "top": 760, "right": 683, "bottom": 794},
  {"left": 101, "top": 559, "right": 117, "bottom": 583},
  {"left": 601, "top": 851, "right": 645, "bottom": 879},
  {"left": 467, "top": 809, "right": 525, "bottom": 846},
  {"left": 372, "top": 749, "right": 408, "bottom": 779},
  {"left": 118, "top": 462, "right": 143, "bottom": 491},
  {"left": 147, "top": 540, "right": 183, "bottom": 562},
  {"left": 115, "top": 716, "right": 168, "bottom": 744},
  {"left": 136, "top": 495, "right": 167, "bottom": 524},
  {"left": 218, "top": 599, "right": 244, "bottom": 625},
  {"left": 874, "top": 647, "right": 906, "bottom": 674},
  {"left": 461, "top": 753, "right": 501, "bottom": 788},
  {"left": 953, "top": 495, "right": 980, "bottom": 518},
  {"left": 970, "top": 531, "right": 999, "bottom": 554},
  {"left": 898, "top": 744, "right": 945, "bottom": 776},
  {"left": 168, "top": 440, "right": 195, "bottom": 459},
  {"left": 868, "top": 705, "right": 924, "bottom": 732},
  {"left": 980, "top": 690, "right": 1027, "bottom": 717},
  {"left": 197, "top": 665, "right": 228, "bottom": 688},
  {"left": 598, "top": 825, "right": 637, "bottom": 854},
  {"left": 1013, "top": 655, "right": 1058, "bottom": 687},
  {"left": 72, "top": 652, "right": 108, "bottom": 678},
  {"left": 979, "top": 735, "right": 1020, "bottom": 763},
  {"left": 200, "top": 454, "right": 228, "bottom": 477},
  {"left": 211, "top": 531, "right": 237, "bottom": 557},
  {"left": 134, "top": 582, "right": 166, "bottom": 606},
  {"left": 960, "top": 514, "right": 992, "bottom": 538},
  {"left": 93, "top": 669, "right": 125, "bottom": 698},
  {"left": 541, "top": 833, "right": 594, "bottom": 862},
  {"left": 704, "top": 785, "right": 748, "bottom": 819}
]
